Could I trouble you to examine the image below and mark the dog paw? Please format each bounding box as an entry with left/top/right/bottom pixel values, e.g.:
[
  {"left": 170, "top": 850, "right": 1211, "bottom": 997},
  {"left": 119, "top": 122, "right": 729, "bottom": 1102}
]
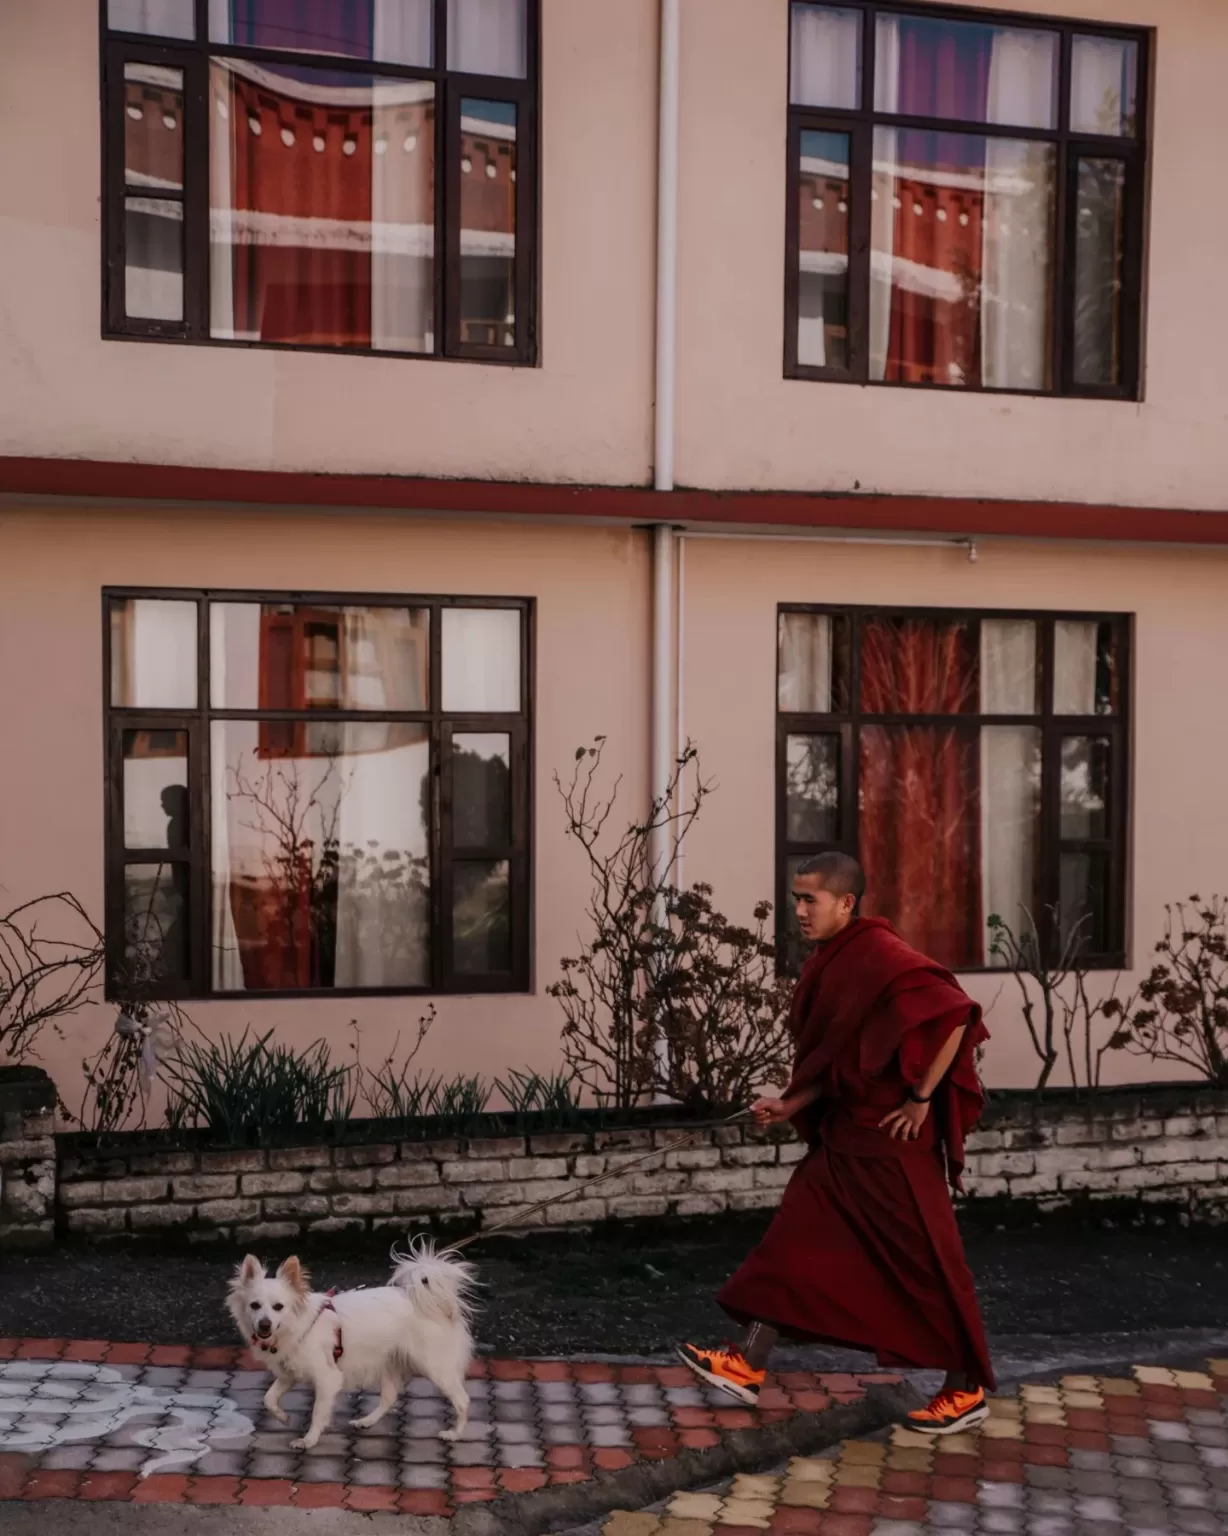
[
  {"left": 289, "top": 1437, "right": 316, "bottom": 1452},
  {"left": 350, "top": 1414, "right": 378, "bottom": 1430},
  {"left": 439, "top": 1428, "right": 461, "bottom": 1443},
  {"left": 268, "top": 1408, "right": 290, "bottom": 1425}
]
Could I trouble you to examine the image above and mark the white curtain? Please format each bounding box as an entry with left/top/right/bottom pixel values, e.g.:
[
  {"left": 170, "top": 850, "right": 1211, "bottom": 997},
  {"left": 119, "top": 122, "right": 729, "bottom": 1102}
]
[
  {"left": 373, "top": 0, "right": 434, "bottom": 67},
  {"left": 109, "top": 0, "right": 194, "bottom": 37},
  {"left": 1054, "top": 620, "right": 1100, "bottom": 714},
  {"left": 1071, "top": 35, "right": 1132, "bottom": 136},
  {"left": 447, "top": 0, "right": 527, "bottom": 77},
  {"left": 777, "top": 612, "right": 832, "bottom": 713},
  {"left": 441, "top": 609, "right": 521, "bottom": 712},
  {"left": 981, "top": 617, "right": 1037, "bottom": 714},
  {"left": 980, "top": 727, "right": 1041, "bottom": 962},
  {"left": 981, "top": 32, "right": 1057, "bottom": 390},
  {"left": 868, "top": 20, "right": 900, "bottom": 382},
  {"left": 371, "top": 83, "right": 436, "bottom": 352},
  {"left": 790, "top": 5, "right": 861, "bottom": 109},
  {"left": 113, "top": 599, "right": 197, "bottom": 708}
]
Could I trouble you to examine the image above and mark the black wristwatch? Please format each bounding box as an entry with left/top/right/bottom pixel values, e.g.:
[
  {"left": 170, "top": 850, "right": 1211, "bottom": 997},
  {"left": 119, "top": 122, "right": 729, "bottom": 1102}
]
[{"left": 907, "top": 1088, "right": 932, "bottom": 1105}]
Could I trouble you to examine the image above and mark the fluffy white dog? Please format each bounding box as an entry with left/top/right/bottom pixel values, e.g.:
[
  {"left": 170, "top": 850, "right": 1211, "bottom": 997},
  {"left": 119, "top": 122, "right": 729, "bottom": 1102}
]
[{"left": 226, "top": 1241, "right": 476, "bottom": 1450}]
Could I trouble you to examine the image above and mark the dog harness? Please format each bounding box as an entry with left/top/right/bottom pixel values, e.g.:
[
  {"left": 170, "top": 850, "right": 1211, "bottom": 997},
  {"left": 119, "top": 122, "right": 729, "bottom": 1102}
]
[{"left": 252, "top": 1289, "right": 343, "bottom": 1363}]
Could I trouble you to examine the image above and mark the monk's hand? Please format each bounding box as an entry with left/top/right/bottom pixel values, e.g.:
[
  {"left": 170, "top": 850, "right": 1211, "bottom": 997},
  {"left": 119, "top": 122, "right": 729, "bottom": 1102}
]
[
  {"left": 879, "top": 1099, "right": 930, "bottom": 1140},
  {"left": 751, "top": 1096, "right": 794, "bottom": 1127}
]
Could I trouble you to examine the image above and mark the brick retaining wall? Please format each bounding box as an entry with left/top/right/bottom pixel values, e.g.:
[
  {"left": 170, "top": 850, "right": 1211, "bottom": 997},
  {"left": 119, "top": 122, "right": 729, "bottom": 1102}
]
[
  {"left": 0, "top": 1068, "right": 58, "bottom": 1249},
  {"left": 45, "top": 1085, "right": 1228, "bottom": 1247}
]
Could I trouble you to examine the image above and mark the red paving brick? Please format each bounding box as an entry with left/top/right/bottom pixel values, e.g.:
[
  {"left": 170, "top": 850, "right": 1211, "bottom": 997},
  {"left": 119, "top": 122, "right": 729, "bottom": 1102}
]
[
  {"left": 829, "top": 1486, "right": 877, "bottom": 1514},
  {"left": 105, "top": 1342, "right": 151, "bottom": 1366},
  {"left": 499, "top": 1468, "right": 548, "bottom": 1492},
  {"left": 79, "top": 1471, "right": 139, "bottom": 1502},
  {"left": 0, "top": 1454, "right": 32, "bottom": 1501},
  {"left": 398, "top": 1489, "right": 452, "bottom": 1516},
  {"left": 131, "top": 1474, "right": 191, "bottom": 1504},
  {"left": 17, "top": 1339, "right": 65, "bottom": 1360},
  {"left": 62, "top": 1340, "right": 110, "bottom": 1363},
  {"left": 451, "top": 1467, "right": 496, "bottom": 1490},
  {"left": 293, "top": 1482, "right": 348, "bottom": 1509},
  {"left": 345, "top": 1486, "right": 401, "bottom": 1512},
  {"left": 22, "top": 1469, "right": 82, "bottom": 1500},
  {"left": 238, "top": 1479, "right": 296, "bottom": 1506},
  {"left": 186, "top": 1476, "right": 242, "bottom": 1505}
]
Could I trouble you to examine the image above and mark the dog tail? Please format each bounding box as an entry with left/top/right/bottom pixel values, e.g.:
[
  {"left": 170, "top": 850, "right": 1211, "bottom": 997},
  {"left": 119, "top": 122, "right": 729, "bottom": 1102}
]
[{"left": 389, "top": 1235, "right": 478, "bottom": 1326}]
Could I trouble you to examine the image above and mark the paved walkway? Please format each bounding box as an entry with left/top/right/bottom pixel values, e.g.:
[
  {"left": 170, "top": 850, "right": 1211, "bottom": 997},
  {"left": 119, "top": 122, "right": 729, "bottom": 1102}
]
[
  {"left": 0, "top": 1337, "right": 895, "bottom": 1518},
  {"left": 600, "top": 1361, "right": 1228, "bottom": 1536}
]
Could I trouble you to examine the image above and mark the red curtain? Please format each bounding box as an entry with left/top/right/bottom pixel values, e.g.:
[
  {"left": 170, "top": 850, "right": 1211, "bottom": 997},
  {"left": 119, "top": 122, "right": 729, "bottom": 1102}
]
[{"left": 858, "top": 620, "right": 981, "bottom": 969}]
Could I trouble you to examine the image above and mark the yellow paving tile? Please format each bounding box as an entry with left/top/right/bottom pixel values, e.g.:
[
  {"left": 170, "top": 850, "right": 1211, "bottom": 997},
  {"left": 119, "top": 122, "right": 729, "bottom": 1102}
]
[
  {"left": 728, "top": 1475, "right": 780, "bottom": 1501},
  {"left": 981, "top": 1418, "right": 1024, "bottom": 1439},
  {"left": 841, "top": 1440, "right": 887, "bottom": 1464},
  {"left": 1100, "top": 1377, "right": 1141, "bottom": 1396},
  {"left": 1174, "top": 1371, "right": 1214, "bottom": 1391},
  {"left": 716, "top": 1498, "right": 774, "bottom": 1529},
  {"left": 833, "top": 1463, "right": 881, "bottom": 1488},
  {"left": 887, "top": 1448, "right": 936, "bottom": 1471},
  {"left": 936, "top": 1432, "right": 983, "bottom": 1455},
  {"left": 1207, "top": 1359, "right": 1228, "bottom": 1376},
  {"left": 603, "top": 1515, "right": 661, "bottom": 1536},
  {"left": 1134, "top": 1366, "right": 1176, "bottom": 1385},
  {"left": 787, "top": 1457, "right": 835, "bottom": 1482},
  {"left": 987, "top": 1397, "right": 1022, "bottom": 1418},
  {"left": 1062, "top": 1390, "right": 1104, "bottom": 1410},
  {"left": 779, "top": 1481, "right": 831, "bottom": 1510},
  {"left": 665, "top": 1493, "right": 725, "bottom": 1522},
  {"left": 892, "top": 1424, "right": 943, "bottom": 1447},
  {"left": 1021, "top": 1384, "right": 1063, "bottom": 1405},
  {"left": 1061, "top": 1375, "right": 1101, "bottom": 1392},
  {"left": 659, "top": 1521, "right": 714, "bottom": 1536},
  {"left": 1024, "top": 1404, "right": 1067, "bottom": 1425}
]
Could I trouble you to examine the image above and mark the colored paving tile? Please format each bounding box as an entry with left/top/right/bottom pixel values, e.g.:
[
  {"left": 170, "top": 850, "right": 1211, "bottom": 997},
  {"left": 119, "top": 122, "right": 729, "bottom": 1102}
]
[
  {"left": 600, "top": 1360, "right": 1228, "bottom": 1535},
  {"left": 0, "top": 1337, "right": 888, "bottom": 1514}
]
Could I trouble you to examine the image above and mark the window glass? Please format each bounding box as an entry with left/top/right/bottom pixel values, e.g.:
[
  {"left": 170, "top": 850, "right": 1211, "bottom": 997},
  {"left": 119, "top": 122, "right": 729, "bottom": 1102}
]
[
  {"left": 1060, "top": 736, "right": 1111, "bottom": 839},
  {"left": 1054, "top": 620, "right": 1119, "bottom": 715},
  {"left": 208, "top": 0, "right": 434, "bottom": 66},
  {"left": 1072, "top": 159, "right": 1127, "bottom": 390},
  {"left": 874, "top": 14, "right": 1058, "bottom": 130},
  {"left": 859, "top": 616, "right": 979, "bottom": 714},
  {"left": 777, "top": 612, "right": 849, "bottom": 712},
  {"left": 453, "top": 733, "right": 511, "bottom": 849},
  {"left": 125, "top": 63, "right": 184, "bottom": 191},
  {"left": 785, "top": 734, "right": 840, "bottom": 843},
  {"left": 124, "top": 863, "right": 190, "bottom": 982},
  {"left": 109, "top": 0, "right": 195, "bottom": 38},
  {"left": 790, "top": 4, "right": 861, "bottom": 109},
  {"left": 980, "top": 619, "right": 1039, "bottom": 714},
  {"left": 1071, "top": 35, "right": 1138, "bottom": 138},
  {"left": 441, "top": 608, "right": 521, "bottom": 711},
  {"left": 459, "top": 98, "right": 517, "bottom": 348},
  {"left": 110, "top": 599, "right": 198, "bottom": 708},
  {"left": 797, "top": 130, "right": 851, "bottom": 371},
  {"left": 123, "top": 730, "right": 190, "bottom": 850},
  {"left": 453, "top": 860, "right": 511, "bottom": 973},
  {"left": 447, "top": 0, "right": 527, "bottom": 78}
]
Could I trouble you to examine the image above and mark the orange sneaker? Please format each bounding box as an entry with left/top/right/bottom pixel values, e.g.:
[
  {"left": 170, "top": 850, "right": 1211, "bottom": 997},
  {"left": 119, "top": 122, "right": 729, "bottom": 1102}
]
[
  {"left": 905, "top": 1386, "right": 990, "bottom": 1435},
  {"left": 677, "top": 1342, "right": 765, "bottom": 1405}
]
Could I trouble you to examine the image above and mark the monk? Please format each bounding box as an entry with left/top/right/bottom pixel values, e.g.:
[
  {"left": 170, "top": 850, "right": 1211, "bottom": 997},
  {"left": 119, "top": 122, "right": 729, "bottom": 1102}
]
[{"left": 678, "top": 851, "right": 995, "bottom": 1435}]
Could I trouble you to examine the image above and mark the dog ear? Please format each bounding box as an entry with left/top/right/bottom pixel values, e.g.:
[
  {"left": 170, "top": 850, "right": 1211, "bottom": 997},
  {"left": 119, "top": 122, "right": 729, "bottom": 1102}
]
[
  {"left": 233, "top": 1254, "right": 263, "bottom": 1289},
  {"left": 276, "top": 1255, "right": 311, "bottom": 1296}
]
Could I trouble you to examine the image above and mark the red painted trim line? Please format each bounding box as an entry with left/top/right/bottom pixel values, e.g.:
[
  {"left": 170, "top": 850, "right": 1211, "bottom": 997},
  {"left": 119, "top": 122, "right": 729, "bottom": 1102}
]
[{"left": 3, "top": 456, "right": 1228, "bottom": 545}]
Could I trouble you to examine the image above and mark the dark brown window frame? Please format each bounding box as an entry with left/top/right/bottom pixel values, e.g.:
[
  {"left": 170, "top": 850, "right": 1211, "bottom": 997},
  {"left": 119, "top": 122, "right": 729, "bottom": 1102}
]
[
  {"left": 100, "top": 0, "right": 540, "bottom": 366},
  {"left": 103, "top": 587, "right": 534, "bottom": 1001},
  {"left": 775, "top": 604, "right": 1132, "bottom": 973},
  {"left": 784, "top": 2, "right": 1151, "bottom": 400}
]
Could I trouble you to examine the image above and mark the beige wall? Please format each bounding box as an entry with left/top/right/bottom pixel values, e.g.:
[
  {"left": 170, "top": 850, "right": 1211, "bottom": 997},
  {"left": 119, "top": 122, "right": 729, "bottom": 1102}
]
[
  {"left": 5, "top": 1, "right": 1228, "bottom": 512},
  {"left": 1, "top": 505, "right": 1224, "bottom": 1103}
]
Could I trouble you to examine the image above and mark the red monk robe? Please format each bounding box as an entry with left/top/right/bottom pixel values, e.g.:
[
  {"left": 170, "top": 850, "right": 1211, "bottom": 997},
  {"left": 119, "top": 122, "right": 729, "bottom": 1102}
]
[{"left": 717, "top": 915, "right": 995, "bottom": 1389}]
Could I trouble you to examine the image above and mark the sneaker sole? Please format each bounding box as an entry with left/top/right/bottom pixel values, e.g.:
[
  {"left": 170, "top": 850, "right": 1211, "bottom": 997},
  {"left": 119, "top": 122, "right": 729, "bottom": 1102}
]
[
  {"left": 904, "top": 1402, "right": 990, "bottom": 1436},
  {"left": 676, "top": 1347, "right": 759, "bottom": 1407}
]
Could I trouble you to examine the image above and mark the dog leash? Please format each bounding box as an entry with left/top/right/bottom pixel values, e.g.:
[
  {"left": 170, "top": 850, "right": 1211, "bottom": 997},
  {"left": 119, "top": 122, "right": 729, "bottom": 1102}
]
[{"left": 442, "top": 1108, "right": 756, "bottom": 1255}]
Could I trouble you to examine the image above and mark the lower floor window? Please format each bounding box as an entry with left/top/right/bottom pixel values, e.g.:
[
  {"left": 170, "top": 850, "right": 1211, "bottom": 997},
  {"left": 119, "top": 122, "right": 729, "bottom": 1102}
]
[
  {"left": 777, "top": 606, "right": 1130, "bottom": 972},
  {"left": 105, "top": 590, "right": 531, "bottom": 997}
]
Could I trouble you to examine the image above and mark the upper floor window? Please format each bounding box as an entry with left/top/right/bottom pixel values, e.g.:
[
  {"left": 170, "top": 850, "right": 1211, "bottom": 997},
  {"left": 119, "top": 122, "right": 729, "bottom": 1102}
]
[
  {"left": 786, "top": 4, "right": 1148, "bottom": 397},
  {"left": 102, "top": 0, "right": 538, "bottom": 363},
  {"left": 104, "top": 589, "right": 532, "bottom": 999},
  {"left": 776, "top": 606, "right": 1131, "bottom": 973}
]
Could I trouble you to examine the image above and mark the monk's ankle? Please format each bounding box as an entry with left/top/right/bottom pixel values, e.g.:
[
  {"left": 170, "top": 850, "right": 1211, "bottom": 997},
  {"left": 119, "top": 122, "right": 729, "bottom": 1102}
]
[{"left": 742, "top": 1321, "right": 779, "bottom": 1371}]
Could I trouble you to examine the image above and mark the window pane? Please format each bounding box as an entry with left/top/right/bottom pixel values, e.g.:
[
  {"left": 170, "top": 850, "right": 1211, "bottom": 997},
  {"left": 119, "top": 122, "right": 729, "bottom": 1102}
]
[
  {"left": 1073, "top": 158, "right": 1127, "bottom": 389},
  {"left": 1061, "top": 736, "right": 1111, "bottom": 839},
  {"left": 859, "top": 616, "right": 978, "bottom": 714},
  {"left": 125, "top": 64, "right": 184, "bottom": 191},
  {"left": 109, "top": 0, "right": 194, "bottom": 38},
  {"left": 110, "top": 598, "right": 198, "bottom": 708},
  {"left": 211, "top": 719, "right": 430, "bottom": 990},
  {"left": 453, "top": 860, "right": 511, "bottom": 974},
  {"left": 1054, "top": 619, "right": 1119, "bottom": 715},
  {"left": 124, "top": 730, "right": 190, "bottom": 850},
  {"left": 209, "top": 62, "right": 436, "bottom": 353},
  {"left": 1071, "top": 35, "right": 1139, "bottom": 138},
  {"left": 125, "top": 198, "right": 184, "bottom": 322},
  {"left": 777, "top": 612, "right": 849, "bottom": 713},
  {"left": 859, "top": 725, "right": 979, "bottom": 969},
  {"left": 441, "top": 608, "right": 521, "bottom": 712},
  {"left": 123, "top": 862, "right": 189, "bottom": 983},
  {"left": 454, "top": 733, "right": 511, "bottom": 850},
  {"left": 209, "top": 0, "right": 434, "bottom": 66},
  {"left": 210, "top": 602, "right": 429, "bottom": 711},
  {"left": 870, "top": 128, "right": 1054, "bottom": 390},
  {"left": 980, "top": 619, "right": 1038, "bottom": 713},
  {"left": 790, "top": 4, "right": 861, "bottom": 109},
  {"left": 982, "top": 725, "right": 1041, "bottom": 963},
  {"left": 459, "top": 99, "right": 517, "bottom": 348},
  {"left": 785, "top": 734, "right": 840, "bottom": 843},
  {"left": 448, "top": 0, "right": 528, "bottom": 78},
  {"left": 1060, "top": 849, "right": 1110, "bottom": 955},
  {"left": 875, "top": 14, "right": 1058, "bottom": 130},
  {"left": 798, "top": 131, "right": 850, "bottom": 370}
]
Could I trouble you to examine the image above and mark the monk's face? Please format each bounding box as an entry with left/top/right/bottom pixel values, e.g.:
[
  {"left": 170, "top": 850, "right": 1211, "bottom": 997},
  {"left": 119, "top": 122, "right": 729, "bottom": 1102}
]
[{"left": 793, "top": 875, "right": 856, "bottom": 944}]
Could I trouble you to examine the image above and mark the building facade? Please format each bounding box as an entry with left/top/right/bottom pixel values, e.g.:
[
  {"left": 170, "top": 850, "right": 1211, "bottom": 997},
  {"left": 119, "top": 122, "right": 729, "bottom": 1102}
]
[{"left": 2, "top": 0, "right": 1226, "bottom": 1104}]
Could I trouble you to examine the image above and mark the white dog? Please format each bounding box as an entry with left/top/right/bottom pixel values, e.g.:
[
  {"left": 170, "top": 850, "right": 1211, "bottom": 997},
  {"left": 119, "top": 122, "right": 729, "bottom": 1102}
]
[{"left": 226, "top": 1241, "right": 476, "bottom": 1451}]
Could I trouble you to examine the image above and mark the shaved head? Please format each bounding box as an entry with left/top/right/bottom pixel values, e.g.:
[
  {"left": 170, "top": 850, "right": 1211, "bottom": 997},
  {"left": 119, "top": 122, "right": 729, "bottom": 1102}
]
[{"left": 795, "top": 851, "right": 866, "bottom": 904}]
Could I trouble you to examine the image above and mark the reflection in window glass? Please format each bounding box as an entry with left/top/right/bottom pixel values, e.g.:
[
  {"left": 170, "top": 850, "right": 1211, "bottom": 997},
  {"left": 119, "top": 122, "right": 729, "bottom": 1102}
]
[
  {"left": 860, "top": 617, "right": 978, "bottom": 714},
  {"left": 454, "top": 734, "right": 511, "bottom": 849},
  {"left": 1073, "top": 158, "right": 1126, "bottom": 389},
  {"left": 1060, "top": 849, "right": 1109, "bottom": 955},
  {"left": 981, "top": 725, "right": 1042, "bottom": 963},
  {"left": 1061, "top": 736, "right": 1111, "bottom": 839},
  {"left": 870, "top": 128, "right": 1054, "bottom": 390},
  {"left": 1054, "top": 620, "right": 1118, "bottom": 715},
  {"left": 785, "top": 735, "right": 840, "bottom": 843},
  {"left": 210, "top": 719, "right": 430, "bottom": 990},
  {"left": 111, "top": 599, "right": 198, "bottom": 708},
  {"left": 125, "top": 64, "right": 184, "bottom": 191},
  {"left": 124, "top": 863, "right": 189, "bottom": 982},
  {"left": 790, "top": 5, "right": 861, "bottom": 109},
  {"left": 126, "top": 197, "right": 184, "bottom": 321},
  {"left": 1071, "top": 35, "right": 1138, "bottom": 137},
  {"left": 875, "top": 13, "right": 1058, "bottom": 129},
  {"left": 209, "top": 62, "right": 436, "bottom": 352},
  {"left": 459, "top": 99, "right": 517, "bottom": 348},
  {"left": 210, "top": 603, "right": 429, "bottom": 711},
  {"left": 453, "top": 860, "right": 511, "bottom": 974},
  {"left": 798, "top": 131, "right": 851, "bottom": 371},
  {"left": 109, "top": 0, "right": 195, "bottom": 38},
  {"left": 209, "top": 0, "right": 434, "bottom": 66},
  {"left": 441, "top": 609, "right": 521, "bottom": 712},
  {"left": 777, "top": 612, "right": 849, "bottom": 713},
  {"left": 124, "top": 730, "right": 190, "bottom": 850},
  {"left": 447, "top": 0, "right": 528, "bottom": 78}
]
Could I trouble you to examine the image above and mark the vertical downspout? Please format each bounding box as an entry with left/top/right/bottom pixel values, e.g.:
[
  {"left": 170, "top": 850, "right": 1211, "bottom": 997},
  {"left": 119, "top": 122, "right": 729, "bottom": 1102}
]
[{"left": 651, "top": 0, "right": 681, "bottom": 886}]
